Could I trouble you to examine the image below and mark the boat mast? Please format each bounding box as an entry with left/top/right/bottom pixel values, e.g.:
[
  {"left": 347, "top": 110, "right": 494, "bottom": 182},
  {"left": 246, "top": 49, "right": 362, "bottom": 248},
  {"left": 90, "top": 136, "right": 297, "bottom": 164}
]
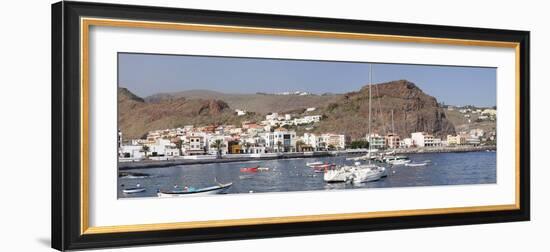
[
  {"left": 368, "top": 64, "right": 372, "bottom": 161},
  {"left": 391, "top": 109, "right": 395, "bottom": 134}
]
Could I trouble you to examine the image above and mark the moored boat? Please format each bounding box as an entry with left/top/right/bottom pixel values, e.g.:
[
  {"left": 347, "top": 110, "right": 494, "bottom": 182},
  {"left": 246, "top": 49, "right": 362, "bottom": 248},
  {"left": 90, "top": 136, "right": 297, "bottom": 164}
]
[
  {"left": 157, "top": 182, "right": 233, "bottom": 197},
  {"left": 306, "top": 161, "right": 323, "bottom": 167},
  {"left": 119, "top": 171, "right": 150, "bottom": 179},
  {"left": 387, "top": 159, "right": 411, "bottom": 165},
  {"left": 122, "top": 183, "right": 146, "bottom": 194},
  {"left": 405, "top": 162, "right": 428, "bottom": 167},
  {"left": 323, "top": 166, "right": 352, "bottom": 182},
  {"left": 350, "top": 166, "right": 385, "bottom": 184},
  {"left": 240, "top": 166, "right": 259, "bottom": 172},
  {"left": 123, "top": 187, "right": 146, "bottom": 194}
]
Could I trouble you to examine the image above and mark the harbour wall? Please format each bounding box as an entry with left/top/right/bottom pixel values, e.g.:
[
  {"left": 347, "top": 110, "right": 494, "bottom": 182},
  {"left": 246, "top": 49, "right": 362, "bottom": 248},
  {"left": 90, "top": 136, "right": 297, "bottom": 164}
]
[{"left": 119, "top": 145, "right": 496, "bottom": 170}]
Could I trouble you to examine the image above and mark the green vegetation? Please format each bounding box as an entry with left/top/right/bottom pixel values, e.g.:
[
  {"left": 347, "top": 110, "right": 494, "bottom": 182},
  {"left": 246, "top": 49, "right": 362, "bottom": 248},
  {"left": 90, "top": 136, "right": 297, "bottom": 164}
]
[
  {"left": 349, "top": 140, "right": 369, "bottom": 149},
  {"left": 141, "top": 145, "right": 150, "bottom": 158},
  {"left": 210, "top": 139, "right": 226, "bottom": 158}
]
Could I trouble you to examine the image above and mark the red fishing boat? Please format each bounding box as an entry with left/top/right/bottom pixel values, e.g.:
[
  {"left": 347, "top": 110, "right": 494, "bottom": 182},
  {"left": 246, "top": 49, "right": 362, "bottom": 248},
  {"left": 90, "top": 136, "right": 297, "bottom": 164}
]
[{"left": 240, "top": 166, "right": 259, "bottom": 173}]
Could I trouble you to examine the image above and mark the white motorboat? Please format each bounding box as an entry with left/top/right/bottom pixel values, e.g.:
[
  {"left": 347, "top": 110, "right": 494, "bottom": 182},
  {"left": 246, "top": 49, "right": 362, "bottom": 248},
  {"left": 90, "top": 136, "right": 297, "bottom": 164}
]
[
  {"left": 387, "top": 159, "right": 411, "bottom": 165},
  {"left": 306, "top": 161, "right": 323, "bottom": 167},
  {"left": 405, "top": 162, "right": 428, "bottom": 167},
  {"left": 157, "top": 182, "right": 233, "bottom": 197}
]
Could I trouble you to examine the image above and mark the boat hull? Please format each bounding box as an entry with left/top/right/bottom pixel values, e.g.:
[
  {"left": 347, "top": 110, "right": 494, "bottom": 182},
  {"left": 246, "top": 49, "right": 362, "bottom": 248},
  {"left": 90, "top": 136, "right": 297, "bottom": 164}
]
[
  {"left": 157, "top": 183, "right": 233, "bottom": 197},
  {"left": 122, "top": 188, "right": 146, "bottom": 194}
]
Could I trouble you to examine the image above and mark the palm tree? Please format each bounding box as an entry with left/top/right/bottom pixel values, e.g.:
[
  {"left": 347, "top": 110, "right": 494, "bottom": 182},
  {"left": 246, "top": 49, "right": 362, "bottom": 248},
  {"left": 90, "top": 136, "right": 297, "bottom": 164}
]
[
  {"left": 141, "top": 145, "right": 150, "bottom": 159},
  {"left": 295, "top": 140, "right": 305, "bottom": 152},
  {"left": 210, "top": 139, "right": 226, "bottom": 159},
  {"left": 276, "top": 141, "right": 283, "bottom": 153},
  {"left": 244, "top": 142, "right": 252, "bottom": 154},
  {"left": 175, "top": 139, "right": 183, "bottom": 156}
]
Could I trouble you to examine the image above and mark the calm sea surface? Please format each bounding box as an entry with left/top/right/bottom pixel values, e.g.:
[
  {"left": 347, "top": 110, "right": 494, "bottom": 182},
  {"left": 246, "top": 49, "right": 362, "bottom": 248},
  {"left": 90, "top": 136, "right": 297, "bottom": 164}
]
[{"left": 118, "top": 151, "right": 496, "bottom": 198}]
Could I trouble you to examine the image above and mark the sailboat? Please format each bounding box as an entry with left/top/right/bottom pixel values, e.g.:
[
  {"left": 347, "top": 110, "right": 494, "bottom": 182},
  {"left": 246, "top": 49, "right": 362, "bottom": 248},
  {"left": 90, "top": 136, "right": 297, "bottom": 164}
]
[{"left": 324, "top": 64, "right": 386, "bottom": 183}]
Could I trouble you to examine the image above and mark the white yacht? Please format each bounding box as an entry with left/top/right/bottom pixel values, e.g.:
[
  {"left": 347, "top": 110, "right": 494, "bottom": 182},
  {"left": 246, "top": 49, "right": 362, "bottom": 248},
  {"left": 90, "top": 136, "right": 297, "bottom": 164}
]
[
  {"left": 349, "top": 166, "right": 385, "bottom": 184},
  {"left": 323, "top": 166, "right": 352, "bottom": 183}
]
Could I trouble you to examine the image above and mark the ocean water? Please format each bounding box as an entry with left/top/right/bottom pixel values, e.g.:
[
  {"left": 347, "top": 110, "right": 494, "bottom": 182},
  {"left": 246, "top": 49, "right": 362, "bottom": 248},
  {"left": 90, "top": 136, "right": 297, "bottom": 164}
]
[{"left": 118, "top": 151, "right": 496, "bottom": 198}]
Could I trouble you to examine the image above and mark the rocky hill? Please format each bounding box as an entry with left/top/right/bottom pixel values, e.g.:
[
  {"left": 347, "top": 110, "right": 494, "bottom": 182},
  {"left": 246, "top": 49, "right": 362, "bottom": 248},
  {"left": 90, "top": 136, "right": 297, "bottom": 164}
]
[
  {"left": 119, "top": 80, "right": 456, "bottom": 140},
  {"left": 118, "top": 88, "right": 261, "bottom": 139},
  {"left": 309, "top": 80, "right": 456, "bottom": 139}
]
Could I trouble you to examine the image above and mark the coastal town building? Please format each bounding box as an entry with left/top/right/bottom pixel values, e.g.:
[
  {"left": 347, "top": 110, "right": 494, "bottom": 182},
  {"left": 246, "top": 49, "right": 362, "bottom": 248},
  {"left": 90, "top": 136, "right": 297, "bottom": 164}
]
[
  {"left": 320, "top": 133, "right": 346, "bottom": 150},
  {"left": 400, "top": 138, "right": 414, "bottom": 148},
  {"left": 481, "top": 109, "right": 497, "bottom": 117},
  {"left": 385, "top": 133, "right": 401, "bottom": 149},
  {"left": 447, "top": 134, "right": 467, "bottom": 145},
  {"left": 181, "top": 134, "right": 206, "bottom": 155},
  {"left": 469, "top": 128, "right": 485, "bottom": 138},
  {"left": 259, "top": 128, "right": 297, "bottom": 152},
  {"left": 366, "top": 134, "right": 385, "bottom": 149},
  {"left": 235, "top": 109, "right": 247, "bottom": 116},
  {"left": 263, "top": 113, "right": 322, "bottom": 127},
  {"left": 411, "top": 132, "right": 442, "bottom": 147},
  {"left": 301, "top": 133, "right": 346, "bottom": 150},
  {"left": 119, "top": 144, "right": 144, "bottom": 158}
]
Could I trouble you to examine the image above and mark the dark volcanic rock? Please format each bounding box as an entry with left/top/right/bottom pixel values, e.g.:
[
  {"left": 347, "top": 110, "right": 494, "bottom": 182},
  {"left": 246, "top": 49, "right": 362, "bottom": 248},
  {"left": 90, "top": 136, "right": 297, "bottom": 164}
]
[{"left": 314, "top": 80, "right": 455, "bottom": 139}]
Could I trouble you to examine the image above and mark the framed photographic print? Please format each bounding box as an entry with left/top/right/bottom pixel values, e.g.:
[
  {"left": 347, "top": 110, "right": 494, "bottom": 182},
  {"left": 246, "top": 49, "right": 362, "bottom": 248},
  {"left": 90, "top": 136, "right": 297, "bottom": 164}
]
[{"left": 52, "top": 1, "right": 530, "bottom": 250}]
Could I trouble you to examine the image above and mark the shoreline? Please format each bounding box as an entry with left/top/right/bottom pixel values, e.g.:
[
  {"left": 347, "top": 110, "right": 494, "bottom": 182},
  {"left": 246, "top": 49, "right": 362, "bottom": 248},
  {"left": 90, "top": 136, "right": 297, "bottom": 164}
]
[{"left": 119, "top": 145, "right": 496, "bottom": 170}]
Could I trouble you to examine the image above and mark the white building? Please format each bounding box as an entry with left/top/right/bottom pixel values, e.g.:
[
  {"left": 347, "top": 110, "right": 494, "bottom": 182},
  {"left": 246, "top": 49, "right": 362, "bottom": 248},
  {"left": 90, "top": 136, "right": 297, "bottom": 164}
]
[
  {"left": 302, "top": 133, "right": 320, "bottom": 150},
  {"left": 469, "top": 128, "right": 485, "bottom": 138},
  {"left": 320, "top": 133, "right": 346, "bottom": 150},
  {"left": 266, "top": 113, "right": 279, "bottom": 121},
  {"left": 235, "top": 109, "right": 247, "bottom": 116},
  {"left": 146, "top": 138, "right": 172, "bottom": 156},
  {"left": 366, "top": 134, "right": 385, "bottom": 149},
  {"left": 119, "top": 144, "right": 145, "bottom": 158},
  {"left": 411, "top": 132, "right": 442, "bottom": 147},
  {"left": 482, "top": 109, "right": 497, "bottom": 116},
  {"left": 261, "top": 128, "right": 296, "bottom": 152},
  {"left": 181, "top": 133, "right": 206, "bottom": 155},
  {"left": 401, "top": 138, "right": 414, "bottom": 148}
]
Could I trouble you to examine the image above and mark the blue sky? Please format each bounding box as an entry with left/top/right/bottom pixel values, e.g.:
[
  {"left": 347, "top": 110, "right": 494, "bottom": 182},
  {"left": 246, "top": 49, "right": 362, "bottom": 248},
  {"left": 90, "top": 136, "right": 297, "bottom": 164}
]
[{"left": 119, "top": 53, "right": 496, "bottom": 107}]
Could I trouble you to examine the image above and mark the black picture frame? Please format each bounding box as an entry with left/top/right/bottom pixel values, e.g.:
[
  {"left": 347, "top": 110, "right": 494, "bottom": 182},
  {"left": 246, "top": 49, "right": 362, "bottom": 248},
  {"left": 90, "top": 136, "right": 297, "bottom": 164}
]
[{"left": 52, "top": 1, "right": 530, "bottom": 251}]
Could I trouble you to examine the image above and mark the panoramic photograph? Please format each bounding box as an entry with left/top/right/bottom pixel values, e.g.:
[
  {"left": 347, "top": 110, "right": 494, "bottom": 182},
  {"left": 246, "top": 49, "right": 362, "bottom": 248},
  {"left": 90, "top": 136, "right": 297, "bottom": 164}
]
[{"left": 117, "top": 53, "right": 497, "bottom": 198}]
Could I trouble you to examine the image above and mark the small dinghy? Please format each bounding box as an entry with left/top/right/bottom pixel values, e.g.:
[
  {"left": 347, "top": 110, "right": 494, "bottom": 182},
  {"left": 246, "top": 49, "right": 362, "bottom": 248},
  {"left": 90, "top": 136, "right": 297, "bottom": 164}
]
[
  {"left": 123, "top": 187, "right": 146, "bottom": 194},
  {"left": 122, "top": 184, "right": 146, "bottom": 194},
  {"left": 157, "top": 182, "right": 233, "bottom": 197},
  {"left": 119, "top": 171, "right": 150, "bottom": 179},
  {"left": 405, "top": 162, "right": 428, "bottom": 167},
  {"left": 306, "top": 161, "right": 323, "bottom": 167}
]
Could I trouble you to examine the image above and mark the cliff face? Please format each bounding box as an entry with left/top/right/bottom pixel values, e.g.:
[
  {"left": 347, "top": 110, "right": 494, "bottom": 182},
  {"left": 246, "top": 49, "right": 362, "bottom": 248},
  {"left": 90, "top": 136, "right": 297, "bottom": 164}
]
[{"left": 313, "top": 80, "right": 456, "bottom": 139}]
